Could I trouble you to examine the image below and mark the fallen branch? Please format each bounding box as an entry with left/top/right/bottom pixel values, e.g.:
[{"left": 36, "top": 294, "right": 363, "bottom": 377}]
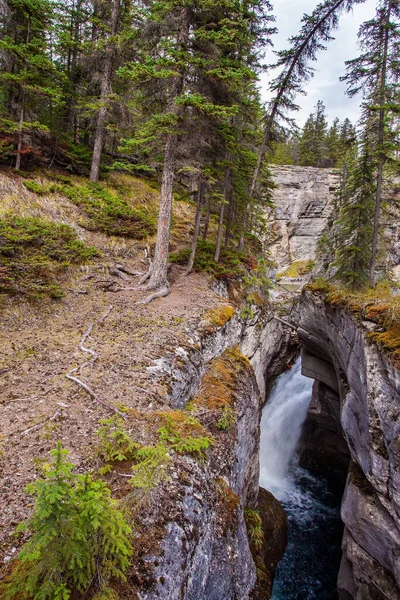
[
  {"left": 22, "top": 405, "right": 64, "bottom": 435},
  {"left": 66, "top": 306, "right": 125, "bottom": 418},
  {"left": 272, "top": 316, "right": 298, "bottom": 331}
]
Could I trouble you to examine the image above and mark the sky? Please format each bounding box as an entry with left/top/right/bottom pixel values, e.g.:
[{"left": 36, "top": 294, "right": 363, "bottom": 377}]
[{"left": 259, "top": 0, "right": 377, "bottom": 127}]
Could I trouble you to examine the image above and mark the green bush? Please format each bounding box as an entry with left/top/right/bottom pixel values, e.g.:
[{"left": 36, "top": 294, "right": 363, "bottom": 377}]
[
  {"left": 169, "top": 239, "right": 256, "bottom": 279},
  {"left": 55, "top": 182, "right": 156, "bottom": 239},
  {"left": 0, "top": 214, "right": 97, "bottom": 299},
  {"left": 0, "top": 443, "right": 132, "bottom": 600}
]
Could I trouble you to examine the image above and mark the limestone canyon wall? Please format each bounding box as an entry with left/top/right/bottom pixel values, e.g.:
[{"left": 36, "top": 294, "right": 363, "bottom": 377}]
[
  {"left": 268, "top": 165, "right": 339, "bottom": 267},
  {"left": 298, "top": 292, "right": 400, "bottom": 600}
]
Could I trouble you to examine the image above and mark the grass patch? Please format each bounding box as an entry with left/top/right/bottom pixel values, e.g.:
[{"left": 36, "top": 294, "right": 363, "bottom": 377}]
[
  {"left": 23, "top": 179, "right": 157, "bottom": 239},
  {"left": 307, "top": 279, "right": 400, "bottom": 365},
  {"left": 0, "top": 214, "right": 97, "bottom": 299},
  {"left": 276, "top": 259, "right": 316, "bottom": 281},
  {"left": 245, "top": 507, "right": 265, "bottom": 550},
  {"left": 169, "top": 239, "right": 257, "bottom": 279}
]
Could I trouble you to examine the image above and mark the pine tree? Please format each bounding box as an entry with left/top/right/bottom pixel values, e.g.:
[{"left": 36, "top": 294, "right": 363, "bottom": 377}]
[
  {"left": 341, "top": 0, "right": 400, "bottom": 285},
  {"left": 0, "top": 0, "right": 61, "bottom": 167},
  {"left": 0, "top": 442, "right": 132, "bottom": 600},
  {"left": 249, "top": 0, "right": 367, "bottom": 196},
  {"left": 334, "top": 137, "right": 375, "bottom": 287}
]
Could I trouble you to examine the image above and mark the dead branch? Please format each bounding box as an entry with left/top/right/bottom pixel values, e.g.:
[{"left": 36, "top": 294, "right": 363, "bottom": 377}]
[
  {"left": 22, "top": 405, "right": 65, "bottom": 435},
  {"left": 109, "top": 266, "right": 131, "bottom": 280},
  {"left": 272, "top": 316, "right": 297, "bottom": 331},
  {"left": 66, "top": 306, "right": 126, "bottom": 418}
]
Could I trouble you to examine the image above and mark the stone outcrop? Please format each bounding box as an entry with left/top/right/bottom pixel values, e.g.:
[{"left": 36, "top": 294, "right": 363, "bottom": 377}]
[
  {"left": 268, "top": 165, "right": 339, "bottom": 267},
  {"left": 138, "top": 302, "right": 291, "bottom": 600},
  {"left": 298, "top": 291, "right": 400, "bottom": 599}
]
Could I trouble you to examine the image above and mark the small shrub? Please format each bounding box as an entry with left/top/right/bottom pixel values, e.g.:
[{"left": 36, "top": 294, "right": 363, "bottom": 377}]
[
  {"left": 55, "top": 181, "right": 157, "bottom": 239},
  {"left": 23, "top": 180, "right": 48, "bottom": 195},
  {"left": 0, "top": 214, "right": 97, "bottom": 299},
  {"left": 245, "top": 507, "right": 265, "bottom": 550},
  {"left": 96, "top": 410, "right": 213, "bottom": 489},
  {"left": 170, "top": 240, "right": 254, "bottom": 279},
  {"left": 96, "top": 415, "right": 140, "bottom": 475},
  {"left": 217, "top": 405, "right": 235, "bottom": 431},
  {"left": 0, "top": 443, "right": 132, "bottom": 600}
]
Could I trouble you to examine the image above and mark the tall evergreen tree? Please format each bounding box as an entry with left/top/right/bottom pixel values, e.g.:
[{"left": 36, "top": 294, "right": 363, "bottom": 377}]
[
  {"left": 334, "top": 137, "right": 375, "bottom": 287},
  {"left": 342, "top": 0, "right": 400, "bottom": 285},
  {"left": 298, "top": 100, "right": 328, "bottom": 166},
  {"left": 249, "top": 0, "right": 367, "bottom": 196}
]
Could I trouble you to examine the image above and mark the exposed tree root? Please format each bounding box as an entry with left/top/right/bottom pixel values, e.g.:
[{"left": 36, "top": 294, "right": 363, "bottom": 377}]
[
  {"left": 138, "top": 282, "right": 171, "bottom": 305},
  {"left": 66, "top": 305, "right": 126, "bottom": 418}
]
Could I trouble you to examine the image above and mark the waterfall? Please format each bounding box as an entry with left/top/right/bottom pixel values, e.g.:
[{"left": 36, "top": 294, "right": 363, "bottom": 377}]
[
  {"left": 259, "top": 358, "right": 313, "bottom": 495},
  {"left": 260, "top": 357, "right": 344, "bottom": 600}
]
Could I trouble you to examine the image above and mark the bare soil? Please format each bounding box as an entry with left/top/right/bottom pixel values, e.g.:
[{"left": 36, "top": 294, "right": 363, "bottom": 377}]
[{"left": 0, "top": 244, "right": 223, "bottom": 566}]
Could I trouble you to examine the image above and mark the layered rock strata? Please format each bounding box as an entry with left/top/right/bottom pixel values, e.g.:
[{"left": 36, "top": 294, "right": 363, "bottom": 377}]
[
  {"left": 268, "top": 165, "right": 340, "bottom": 266},
  {"left": 298, "top": 291, "right": 400, "bottom": 599}
]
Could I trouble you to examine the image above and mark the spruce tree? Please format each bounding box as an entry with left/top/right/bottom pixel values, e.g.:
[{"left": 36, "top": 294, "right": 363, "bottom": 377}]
[
  {"left": 341, "top": 0, "right": 400, "bottom": 285},
  {"left": 0, "top": 442, "right": 132, "bottom": 600},
  {"left": 334, "top": 137, "right": 375, "bottom": 287},
  {"left": 0, "top": 0, "right": 61, "bottom": 167}
]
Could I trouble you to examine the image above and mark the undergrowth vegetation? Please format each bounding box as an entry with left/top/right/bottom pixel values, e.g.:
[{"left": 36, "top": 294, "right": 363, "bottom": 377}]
[
  {"left": 244, "top": 507, "right": 265, "bottom": 550},
  {"left": 188, "top": 347, "right": 250, "bottom": 431},
  {"left": 0, "top": 214, "right": 97, "bottom": 299},
  {"left": 0, "top": 443, "right": 132, "bottom": 600},
  {"left": 276, "top": 259, "right": 316, "bottom": 280},
  {"left": 96, "top": 410, "right": 213, "bottom": 489},
  {"left": 23, "top": 178, "right": 157, "bottom": 239},
  {"left": 169, "top": 239, "right": 258, "bottom": 279},
  {"left": 307, "top": 279, "right": 400, "bottom": 364}
]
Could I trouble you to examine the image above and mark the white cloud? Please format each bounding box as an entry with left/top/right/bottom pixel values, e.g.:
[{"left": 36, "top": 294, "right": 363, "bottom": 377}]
[{"left": 259, "top": 0, "right": 377, "bottom": 127}]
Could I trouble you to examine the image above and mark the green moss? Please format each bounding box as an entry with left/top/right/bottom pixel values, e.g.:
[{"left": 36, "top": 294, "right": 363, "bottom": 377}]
[
  {"left": 204, "top": 304, "right": 235, "bottom": 327},
  {"left": 190, "top": 346, "right": 250, "bottom": 412},
  {"left": 54, "top": 181, "right": 157, "bottom": 239},
  {"left": 0, "top": 214, "right": 97, "bottom": 299},
  {"left": 276, "top": 259, "right": 316, "bottom": 280},
  {"left": 306, "top": 279, "right": 400, "bottom": 365}
]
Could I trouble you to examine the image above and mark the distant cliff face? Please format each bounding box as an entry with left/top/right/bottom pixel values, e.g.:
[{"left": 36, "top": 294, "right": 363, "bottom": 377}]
[{"left": 268, "top": 165, "right": 340, "bottom": 268}]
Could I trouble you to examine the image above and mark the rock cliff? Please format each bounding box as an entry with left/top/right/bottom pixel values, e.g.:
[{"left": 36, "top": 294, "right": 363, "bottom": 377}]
[
  {"left": 135, "top": 302, "right": 291, "bottom": 600},
  {"left": 298, "top": 291, "right": 400, "bottom": 600},
  {"left": 268, "top": 165, "right": 340, "bottom": 267}
]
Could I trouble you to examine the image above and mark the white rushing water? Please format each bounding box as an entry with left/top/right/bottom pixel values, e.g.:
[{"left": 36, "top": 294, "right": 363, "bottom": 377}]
[
  {"left": 260, "top": 357, "right": 344, "bottom": 600},
  {"left": 259, "top": 358, "right": 313, "bottom": 495}
]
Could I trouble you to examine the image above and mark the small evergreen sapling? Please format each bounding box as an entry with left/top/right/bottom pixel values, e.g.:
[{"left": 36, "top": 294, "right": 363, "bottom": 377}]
[{"left": 1, "top": 442, "right": 132, "bottom": 600}]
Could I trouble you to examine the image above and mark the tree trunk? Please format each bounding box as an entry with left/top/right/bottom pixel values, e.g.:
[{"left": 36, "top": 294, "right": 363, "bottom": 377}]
[
  {"left": 186, "top": 183, "right": 205, "bottom": 274},
  {"left": 144, "top": 7, "right": 191, "bottom": 292},
  {"left": 147, "top": 136, "right": 177, "bottom": 289},
  {"left": 89, "top": 0, "right": 120, "bottom": 183},
  {"left": 202, "top": 197, "right": 210, "bottom": 240},
  {"left": 15, "top": 105, "right": 24, "bottom": 170},
  {"left": 214, "top": 169, "right": 230, "bottom": 263},
  {"left": 369, "top": 0, "right": 393, "bottom": 286}
]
